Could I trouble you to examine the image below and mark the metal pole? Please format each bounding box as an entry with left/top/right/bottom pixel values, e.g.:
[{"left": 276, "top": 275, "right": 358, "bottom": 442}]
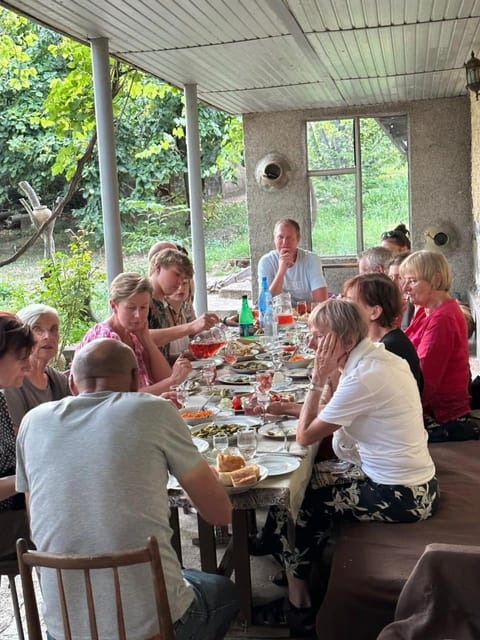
[
  {"left": 184, "top": 83, "right": 208, "bottom": 314},
  {"left": 90, "top": 37, "right": 123, "bottom": 284}
]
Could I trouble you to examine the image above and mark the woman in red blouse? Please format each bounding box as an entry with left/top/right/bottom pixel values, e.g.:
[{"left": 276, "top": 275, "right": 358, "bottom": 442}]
[{"left": 400, "top": 251, "right": 478, "bottom": 442}]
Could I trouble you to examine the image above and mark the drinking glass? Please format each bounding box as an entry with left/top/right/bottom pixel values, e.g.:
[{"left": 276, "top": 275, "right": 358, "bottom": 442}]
[
  {"left": 296, "top": 300, "right": 308, "bottom": 316},
  {"left": 256, "top": 370, "right": 273, "bottom": 393},
  {"left": 223, "top": 341, "right": 238, "bottom": 366},
  {"left": 201, "top": 362, "right": 216, "bottom": 391},
  {"left": 237, "top": 428, "right": 257, "bottom": 461},
  {"left": 271, "top": 350, "right": 284, "bottom": 373},
  {"left": 171, "top": 384, "right": 189, "bottom": 408},
  {"left": 255, "top": 391, "right": 270, "bottom": 426},
  {"left": 213, "top": 433, "right": 229, "bottom": 453}
]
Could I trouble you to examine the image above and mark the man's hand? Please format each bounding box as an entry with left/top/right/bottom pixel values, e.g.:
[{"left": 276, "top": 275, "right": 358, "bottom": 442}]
[{"left": 278, "top": 248, "right": 295, "bottom": 271}]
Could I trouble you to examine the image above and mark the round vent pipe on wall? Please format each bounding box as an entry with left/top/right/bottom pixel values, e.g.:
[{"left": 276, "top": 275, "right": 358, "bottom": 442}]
[
  {"left": 255, "top": 153, "right": 291, "bottom": 191},
  {"left": 423, "top": 222, "right": 459, "bottom": 254}
]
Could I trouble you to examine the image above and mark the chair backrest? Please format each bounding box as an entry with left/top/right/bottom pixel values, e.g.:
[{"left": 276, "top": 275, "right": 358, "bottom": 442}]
[{"left": 16, "top": 536, "right": 175, "bottom": 640}]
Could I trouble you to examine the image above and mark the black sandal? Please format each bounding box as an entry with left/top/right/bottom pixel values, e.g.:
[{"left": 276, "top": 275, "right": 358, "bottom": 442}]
[{"left": 252, "top": 597, "right": 288, "bottom": 626}]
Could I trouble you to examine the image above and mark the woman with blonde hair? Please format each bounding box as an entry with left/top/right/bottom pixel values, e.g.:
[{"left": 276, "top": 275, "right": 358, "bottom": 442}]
[
  {"left": 78, "top": 272, "right": 191, "bottom": 394},
  {"left": 253, "top": 298, "right": 438, "bottom": 635},
  {"left": 400, "top": 250, "right": 477, "bottom": 441}
]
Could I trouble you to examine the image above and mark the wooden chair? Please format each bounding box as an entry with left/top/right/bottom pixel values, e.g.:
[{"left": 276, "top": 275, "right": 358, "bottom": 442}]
[
  {"left": 0, "top": 553, "right": 25, "bottom": 640},
  {"left": 16, "top": 536, "right": 175, "bottom": 640}
]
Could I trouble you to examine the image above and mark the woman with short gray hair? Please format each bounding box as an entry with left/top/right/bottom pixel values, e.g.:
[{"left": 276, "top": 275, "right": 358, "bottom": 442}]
[{"left": 4, "top": 303, "right": 69, "bottom": 430}]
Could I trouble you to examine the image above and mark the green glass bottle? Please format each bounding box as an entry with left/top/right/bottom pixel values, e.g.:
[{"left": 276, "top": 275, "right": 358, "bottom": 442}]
[{"left": 239, "top": 294, "right": 254, "bottom": 337}]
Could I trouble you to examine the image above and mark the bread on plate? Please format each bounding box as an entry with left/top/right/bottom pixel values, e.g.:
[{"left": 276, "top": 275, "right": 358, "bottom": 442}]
[{"left": 216, "top": 453, "right": 245, "bottom": 473}]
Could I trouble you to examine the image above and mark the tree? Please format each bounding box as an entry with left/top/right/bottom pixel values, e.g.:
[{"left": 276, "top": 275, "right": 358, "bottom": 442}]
[{"left": 0, "top": 7, "right": 244, "bottom": 254}]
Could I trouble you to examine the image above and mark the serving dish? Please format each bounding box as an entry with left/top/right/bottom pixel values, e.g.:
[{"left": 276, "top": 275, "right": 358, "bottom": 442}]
[
  {"left": 180, "top": 404, "right": 221, "bottom": 425},
  {"left": 190, "top": 415, "right": 261, "bottom": 444},
  {"left": 231, "top": 361, "right": 270, "bottom": 374}
]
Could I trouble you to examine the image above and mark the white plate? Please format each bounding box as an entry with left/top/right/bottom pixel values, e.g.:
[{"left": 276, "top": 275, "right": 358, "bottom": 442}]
[
  {"left": 236, "top": 348, "right": 260, "bottom": 361},
  {"left": 258, "top": 420, "right": 298, "bottom": 439},
  {"left": 271, "top": 376, "right": 293, "bottom": 391},
  {"left": 288, "top": 368, "right": 311, "bottom": 379},
  {"left": 191, "top": 357, "right": 223, "bottom": 369},
  {"left": 226, "top": 464, "right": 269, "bottom": 494},
  {"left": 192, "top": 436, "right": 209, "bottom": 453},
  {"left": 217, "top": 374, "right": 254, "bottom": 385},
  {"left": 255, "top": 454, "right": 300, "bottom": 476}
]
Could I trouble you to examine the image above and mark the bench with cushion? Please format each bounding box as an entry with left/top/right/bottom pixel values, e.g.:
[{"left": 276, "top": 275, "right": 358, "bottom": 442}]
[{"left": 315, "top": 440, "right": 480, "bottom": 640}]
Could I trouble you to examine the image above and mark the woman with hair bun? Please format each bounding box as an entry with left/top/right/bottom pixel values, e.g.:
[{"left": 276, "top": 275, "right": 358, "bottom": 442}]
[{"left": 381, "top": 223, "right": 411, "bottom": 253}]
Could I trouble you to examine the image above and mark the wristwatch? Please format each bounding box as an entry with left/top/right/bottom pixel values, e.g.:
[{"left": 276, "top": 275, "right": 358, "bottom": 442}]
[{"left": 307, "top": 383, "right": 324, "bottom": 392}]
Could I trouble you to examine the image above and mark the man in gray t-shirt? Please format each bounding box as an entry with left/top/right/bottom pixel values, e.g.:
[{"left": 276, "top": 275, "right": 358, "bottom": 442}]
[{"left": 16, "top": 338, "right": 238, "bottom": 640}]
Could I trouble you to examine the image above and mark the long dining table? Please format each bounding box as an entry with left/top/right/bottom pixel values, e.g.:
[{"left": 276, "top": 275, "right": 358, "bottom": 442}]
[{"left": 168, "top": 412, "right": 317, "bottom": 624}]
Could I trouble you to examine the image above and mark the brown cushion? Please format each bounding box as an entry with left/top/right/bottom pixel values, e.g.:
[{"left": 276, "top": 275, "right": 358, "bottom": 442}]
[{"left": 315, "top": 441, "right": 480, "bottom": 640}]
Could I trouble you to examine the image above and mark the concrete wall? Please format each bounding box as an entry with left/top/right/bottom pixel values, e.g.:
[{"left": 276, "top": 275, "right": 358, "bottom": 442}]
[{"left": 243, "top": 96, "right": 473, "bottom": 299}]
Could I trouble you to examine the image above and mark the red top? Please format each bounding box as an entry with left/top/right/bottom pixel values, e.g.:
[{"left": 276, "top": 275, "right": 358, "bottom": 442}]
[{"left": 405, "top": 298, "right": 470, "bottom": 423}]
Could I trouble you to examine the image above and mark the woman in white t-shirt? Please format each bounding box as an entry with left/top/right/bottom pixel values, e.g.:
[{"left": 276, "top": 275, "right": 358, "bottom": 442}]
[{"left": 254, "top": 298, "right": 439, "bottom": 635}]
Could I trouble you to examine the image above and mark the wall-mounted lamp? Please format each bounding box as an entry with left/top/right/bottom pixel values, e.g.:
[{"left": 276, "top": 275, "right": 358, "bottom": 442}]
[{"left": 465, "top": 51, "right": 480, "bottom": 100}]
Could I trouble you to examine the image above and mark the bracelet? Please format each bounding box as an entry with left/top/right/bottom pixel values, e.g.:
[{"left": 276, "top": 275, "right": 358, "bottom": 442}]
[{"left": 307, "top": 383, "right": 324, "bottom": 392}]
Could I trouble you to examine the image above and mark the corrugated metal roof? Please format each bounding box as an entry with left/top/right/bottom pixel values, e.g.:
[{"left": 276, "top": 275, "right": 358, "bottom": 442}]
[{"left": 1, "top": 0, "right": 480, "bottom": 113}]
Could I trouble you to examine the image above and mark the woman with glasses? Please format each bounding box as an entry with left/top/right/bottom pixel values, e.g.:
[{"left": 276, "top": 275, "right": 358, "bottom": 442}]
[
  {"left": 388, "top": 252, "right": 415, "bottom": 329},
  {"left": 381, "top": 223, "right": 411, "bottom": 254},
  {"left": 0, "top": 312, "right": 35, "bottom": 557},
  {"left": 400, "top": 250, "right": 478, "bottom": 442},
  {"left": 3, "top": 304, "right": 69, "bottom": 431}
]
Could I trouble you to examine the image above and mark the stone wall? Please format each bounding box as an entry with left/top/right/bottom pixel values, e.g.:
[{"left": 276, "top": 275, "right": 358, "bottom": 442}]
[{"left": 243, "top": 96, "right": 473, "bottom": 299}]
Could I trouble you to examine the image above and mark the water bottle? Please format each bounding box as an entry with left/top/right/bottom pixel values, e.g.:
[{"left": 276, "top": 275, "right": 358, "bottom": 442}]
[
  {"left": 239, "top": 295, "right": 255, "bottom": 338},
  {"left": 257, "top": 276, "right": 272, "bottom": 328},
  {"left": 262, "top": 302, "right": 277, "bottom": 344}
]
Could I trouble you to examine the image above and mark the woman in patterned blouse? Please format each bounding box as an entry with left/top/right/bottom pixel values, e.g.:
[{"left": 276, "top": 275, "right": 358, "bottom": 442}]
[{"left": 0, "top": 311, "right": 35, "bottom": 557}]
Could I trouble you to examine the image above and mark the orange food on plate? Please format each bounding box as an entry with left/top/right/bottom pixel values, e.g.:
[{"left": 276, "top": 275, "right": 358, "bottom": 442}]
[
  {"left": 288, "top": 354, "right": 305, "bottom": 361},
  {"left": 180, "top": 409, "right": 214, "bottom": 419}
]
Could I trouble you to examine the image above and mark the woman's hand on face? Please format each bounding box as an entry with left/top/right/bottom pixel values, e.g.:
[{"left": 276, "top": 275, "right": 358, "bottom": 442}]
[
  {"left": 169, "top": 355, "right": 192, "bottom": 386},
  {"left": 312, "top": 333, "right": 344, "bottom": 383}
]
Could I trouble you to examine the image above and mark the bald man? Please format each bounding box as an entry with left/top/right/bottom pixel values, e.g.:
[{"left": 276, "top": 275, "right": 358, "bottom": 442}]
[{"left": 16, "top": 338, "right": 239, "bottom": 640}]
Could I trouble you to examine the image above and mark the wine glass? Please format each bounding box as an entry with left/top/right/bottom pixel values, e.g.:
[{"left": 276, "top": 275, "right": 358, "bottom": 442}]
[
  {"left": 213, "top": 433, "right": 229, "bottom": 454},
  {"left": 237, "top": 428, "right": 257, "bottom": 461},
  {"left": 201, "top": 362, "right": 216, "bottom": 391},
  {"left": 223, "top": 341, "right": 238, "bottom": 366},
  {"left": 277, "top": 421, "right": 290, "bottom": 453}
]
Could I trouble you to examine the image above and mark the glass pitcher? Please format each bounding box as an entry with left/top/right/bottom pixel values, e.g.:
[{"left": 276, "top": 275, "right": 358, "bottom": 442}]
[
  {"left": 188, "top": 324, "right": 227, "bottom": 360},
  {"left": 273, "top": 292, "right": 294, "bottom": 326}
]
